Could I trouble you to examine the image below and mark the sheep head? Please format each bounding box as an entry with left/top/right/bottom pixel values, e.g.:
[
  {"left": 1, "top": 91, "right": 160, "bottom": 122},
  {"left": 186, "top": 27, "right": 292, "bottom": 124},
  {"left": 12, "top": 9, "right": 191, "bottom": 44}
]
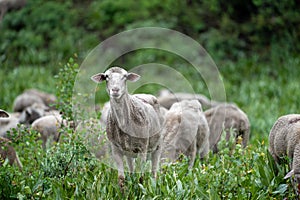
[{"left": 91, "top": 67, "right": 140, "bottom": 99}]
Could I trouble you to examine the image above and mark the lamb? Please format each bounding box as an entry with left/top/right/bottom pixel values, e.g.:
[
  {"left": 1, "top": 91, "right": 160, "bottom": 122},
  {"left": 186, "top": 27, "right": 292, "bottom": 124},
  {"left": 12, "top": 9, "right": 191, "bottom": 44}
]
[
  {"left": 161, "top": 100, "right": 209, "bottom": 168},
  {"left": 157, "top": 89, "right": 220, "bottom": 110},
  {"left": 13, "top": 88, "right": 56, "bottom": 112},
  {"left": 91, "top": 67, "right": 163, "bottom": 190},
  {"left": 204, "top": 103, "right": 250, "bottom": 153},
  {"left": 0, "top": 136, "right": 23, "bottom": 169},
  {"left": 0, "top": 109, "right": 19, "bottom": 138},
  {"left": 268, "top": 114, "right": 300, "bottom": 195}
]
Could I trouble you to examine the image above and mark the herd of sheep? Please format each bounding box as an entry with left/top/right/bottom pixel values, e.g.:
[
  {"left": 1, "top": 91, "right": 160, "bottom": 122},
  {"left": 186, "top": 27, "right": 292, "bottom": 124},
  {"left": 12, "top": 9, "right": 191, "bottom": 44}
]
[{"left": 0, "top": 66, "right": 299, "bottom": 195}]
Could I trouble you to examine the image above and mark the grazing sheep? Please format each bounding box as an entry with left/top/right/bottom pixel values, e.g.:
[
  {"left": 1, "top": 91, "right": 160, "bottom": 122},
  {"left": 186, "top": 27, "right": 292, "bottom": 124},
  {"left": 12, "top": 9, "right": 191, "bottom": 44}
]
[
  {"left": 24, "top": 89, "right": 56, "bottom": 108},
  {"left": 31, "top": 115, "right": 63, "bottom": 148},
  {"left": 0, "top": 136, "right": 22, "bottom": 169},
  {"left": 13, "top": 89, "right": 56, "bottom": 112},
  {"left": 157, "top": 89, "right": 220, "bottom": 110},
  {"left": 91, "top": 67, "right": 163, "bottom": 190},
  {"left": 0, "top": 109, "right": 19, "bottom": 137},
  {"left": 161, "top": 100, "right": 209, "bottom": 168},
  {"left": 204, "top": 103, "right": 250, "bottom": 153},
  {"left": 268, "top": 114, "right": 300, "bottom": 195},
  {"left": 18, "top": 103, "right": 48, "bottom": 125}
]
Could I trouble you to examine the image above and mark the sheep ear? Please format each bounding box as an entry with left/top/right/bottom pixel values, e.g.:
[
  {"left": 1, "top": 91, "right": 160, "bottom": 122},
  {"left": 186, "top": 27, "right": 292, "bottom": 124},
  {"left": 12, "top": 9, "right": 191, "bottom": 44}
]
[
  {"left": 126, "top": 73, "right": 140, "bottom": 82},
  {"left": 0, "top": 110, "right": 9, "bottom": 118},
  {"left": 91, "top": 73, "right": 107, "bottom": 83},
  {"left": 284, "top": 169, "right": 294, "bottom": 179}
]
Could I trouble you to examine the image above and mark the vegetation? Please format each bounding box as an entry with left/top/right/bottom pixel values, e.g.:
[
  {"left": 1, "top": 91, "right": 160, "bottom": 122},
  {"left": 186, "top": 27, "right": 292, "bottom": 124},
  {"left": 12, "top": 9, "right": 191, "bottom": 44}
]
[{"left": 0, "top": 0, "right": 299, "bottom": 199}]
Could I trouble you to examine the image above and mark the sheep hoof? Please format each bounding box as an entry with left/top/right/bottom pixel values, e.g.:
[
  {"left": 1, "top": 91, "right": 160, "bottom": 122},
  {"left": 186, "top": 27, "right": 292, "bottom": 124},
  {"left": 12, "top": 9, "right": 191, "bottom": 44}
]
[
  {"left": 139, "top": 175, "right": 144, "bottom": 184},
  {"left": 118, "top": 175, "right": 125, "bottom": 192}
]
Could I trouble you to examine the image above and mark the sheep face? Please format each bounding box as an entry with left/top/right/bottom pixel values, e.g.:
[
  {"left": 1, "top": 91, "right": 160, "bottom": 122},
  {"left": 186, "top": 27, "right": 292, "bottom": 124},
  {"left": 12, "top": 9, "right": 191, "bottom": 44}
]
[{"left": 91, "top": 67, "right": 140, "bottom": 100}]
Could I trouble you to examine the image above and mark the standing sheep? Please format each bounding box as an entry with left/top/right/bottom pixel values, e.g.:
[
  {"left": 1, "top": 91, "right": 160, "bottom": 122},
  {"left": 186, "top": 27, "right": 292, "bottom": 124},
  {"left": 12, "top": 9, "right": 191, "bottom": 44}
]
[
  {"left": 161, "top": 100, "right": 209, "bottom": 168},
  {"left": 91, "top": 67, "right": 163, "bottom": 190},
  {"left": 269, "top": 114, "right": 300, "bottom": 195},
  {"left": 204, "top": 104, "right": 250, "bottom": 153}
]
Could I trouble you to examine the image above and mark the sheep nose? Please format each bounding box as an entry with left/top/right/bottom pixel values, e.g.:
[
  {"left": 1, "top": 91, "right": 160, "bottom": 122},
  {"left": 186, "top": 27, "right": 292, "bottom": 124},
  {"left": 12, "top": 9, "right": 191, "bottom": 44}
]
[{"left": 112, "top": 88, "right": 119, "bottom": 93}]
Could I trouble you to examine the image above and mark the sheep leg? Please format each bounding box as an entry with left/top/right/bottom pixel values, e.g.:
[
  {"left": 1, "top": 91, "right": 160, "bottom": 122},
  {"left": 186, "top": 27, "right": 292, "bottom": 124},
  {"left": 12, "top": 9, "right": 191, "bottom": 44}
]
[
  {"left": 186, "top": 141, "right": 196, "bottom": 169},
  {"left": 111, "top": 145, "right": 125, "bottom": 190},
  {"left": 199, "top": 140, "right": 209, "bottom": 159},
  {"left": 151, "top": 144, "right": 162, "bottom": 179},
  {"left": 126, "top": 156, "right": 134, "bottom": 173},
  {"left": 292, "top": 143, "right": 300, "bottom": 196}
]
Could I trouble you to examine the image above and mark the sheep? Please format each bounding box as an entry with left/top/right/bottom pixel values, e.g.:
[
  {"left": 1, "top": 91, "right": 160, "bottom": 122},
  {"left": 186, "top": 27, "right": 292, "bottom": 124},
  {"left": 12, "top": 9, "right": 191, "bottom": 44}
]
[
  {"left": 268, "top": 114, "right": 300, "bottom": 195},
  {"left": 204, "top": 103, "right": 250, "bottom": 153},
  {"left": 91, "top": 67, "right": 163, "bottom": 190},
  {"left": 0, "top": 109, "right": 19, "bottom": 138},
  {"left": 31, "top": 115, "right": 63, "bottom": 148},
  {"left": 18, "top": 103, "right": 48, "bottom": 125},
  {"left": 161, "top": 100, "right": 209, "bottom": 168},
  {"left": 24, "top": 89, "right": 57, "bottom": 108},
  {"left": 0, "top": 136, "right": 22, "bottom": 169},
  {"left": 13, "top": 89, "right": 56, "bottom": 112},
  {"left": 100, "top": 100, "right": 167, "bottom": 129},
  {"left": 157, "top": 89, "right": 220, "bottom": 110}
]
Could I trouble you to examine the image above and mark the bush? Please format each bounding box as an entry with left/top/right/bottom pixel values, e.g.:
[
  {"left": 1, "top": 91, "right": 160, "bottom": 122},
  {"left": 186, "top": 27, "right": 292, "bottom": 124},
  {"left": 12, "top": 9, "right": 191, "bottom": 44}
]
[{"left": 0, "top": 0, "right": 96, "bottom": 69}]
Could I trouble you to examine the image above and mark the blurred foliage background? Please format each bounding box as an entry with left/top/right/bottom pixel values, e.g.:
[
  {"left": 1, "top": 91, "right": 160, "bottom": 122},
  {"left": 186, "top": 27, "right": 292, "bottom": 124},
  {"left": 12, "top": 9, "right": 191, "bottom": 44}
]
[{"left": 0, "top": 0, "right": 299, "bottom": 69}]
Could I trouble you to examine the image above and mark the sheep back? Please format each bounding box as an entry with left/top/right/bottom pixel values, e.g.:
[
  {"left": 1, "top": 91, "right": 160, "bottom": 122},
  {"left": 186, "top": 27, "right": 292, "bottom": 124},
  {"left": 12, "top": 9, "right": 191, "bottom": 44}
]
[
  {"left": 162, "top": 100, "right": 209, "bottom": 165},
  {"left": 31, "top": 115, "right": 62, "bottom": 148},
  {"left": 269, "top": 114, "right": 300, "bottom": 162},
  {"left": 205, "top": 103, "right": 250, "bottom": 152}
]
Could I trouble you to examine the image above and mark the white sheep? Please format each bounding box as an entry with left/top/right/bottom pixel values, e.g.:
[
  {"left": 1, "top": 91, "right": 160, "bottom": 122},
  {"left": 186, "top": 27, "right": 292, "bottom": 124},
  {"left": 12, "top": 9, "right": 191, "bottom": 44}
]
[
  {"left": 31, "top": 115, "right": 63, "bottom": 148},
  {"left": 157, "top": 89, "right": 220, "bottom": 110},
  {"left": 204, "top": 103, "right": 250, "bottom": 153},
  {"left": 268, "top": 114, "right": 300, "bottom": 195},
  {"left": 0, "top": 136, "right": 23, "bottom": 169},
  {"left": 24, "top": 89, "right": 57, "bottom": 108},
  {"left": 18, "top": 102, "right": 48, "bottom": 125},
  {"left": 0, "top": 109, "right": 19, "bottom": 138},
  {"left": 91, "top": 67, "right": 163, "bottom": 190},
  {"left": 13, "top": 88, "right": 56, "bottom": 112},
  {"left": 100, "top": 100, "right": 167, "bottom": 130},
  {"left": 161, "top": 100, "right": 209, "bottom": 168}
]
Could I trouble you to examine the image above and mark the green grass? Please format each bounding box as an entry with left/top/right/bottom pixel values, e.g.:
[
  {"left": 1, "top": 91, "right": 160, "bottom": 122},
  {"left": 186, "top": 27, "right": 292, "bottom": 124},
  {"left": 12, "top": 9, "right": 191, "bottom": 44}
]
[{"left": 1, "top": 55, "right": 300, "bottom": 199}]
